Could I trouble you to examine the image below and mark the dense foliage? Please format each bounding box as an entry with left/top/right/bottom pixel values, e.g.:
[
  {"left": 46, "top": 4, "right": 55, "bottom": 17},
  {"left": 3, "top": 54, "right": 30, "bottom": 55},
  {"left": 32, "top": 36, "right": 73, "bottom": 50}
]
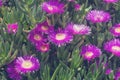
[{"left": 0, "top": 0, "right": 120, "bottom": 80}]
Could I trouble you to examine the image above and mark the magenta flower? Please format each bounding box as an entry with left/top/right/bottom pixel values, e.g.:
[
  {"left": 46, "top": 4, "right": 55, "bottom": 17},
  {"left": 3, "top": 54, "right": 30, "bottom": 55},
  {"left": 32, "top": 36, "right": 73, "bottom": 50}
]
[
  {"left": 7, "top": 23, "right": 18, "bottom": 34},
  {"left": 27, "top": 29, "right": 45, "bottom": 44},
  {"left": 49, "top": 29, "right": 73, "bottom": 47},
  {"left": 86, "top": 10, "right": 111, "bottom": 23},
  {"left": 35, "top": 21, "right": 53, "bottom": 34},
  {"left": 15, "top": 55, "right": 40, "bottom": 74},
  {"left": 66, "top": 23, "right": 91, "bottom": 35},
  {"left": 35, "top": 42, "right": 50, "bottom": 53},
  {"left": 0, "top": 0, "right": 2, "bottom": 7},
  {"left": 41, "top": 0, "right": 65, "bottom": 14},
  {"left": 115, "top": 70, "right": 120, "bottom": 80},
  {"left": 6, "top": 61, "right": 22, "bottom": 80},
  {"left": 74, "top": 3, "right": 81, "bottom": 11},
  {"left": 110, "top": 24, "right": 120, "bottom": 36},
  {"left": 104, "top": 39, "right": 120, "bottom": 57},
  {"left": 103, "top": 0, "right": 118, "bottom": 3},
  {"left": 105, "top": 68, "right": 113, "bottom": 75},
  {"left": 80, "top": 44, "right": 101, "bottom": 61}
]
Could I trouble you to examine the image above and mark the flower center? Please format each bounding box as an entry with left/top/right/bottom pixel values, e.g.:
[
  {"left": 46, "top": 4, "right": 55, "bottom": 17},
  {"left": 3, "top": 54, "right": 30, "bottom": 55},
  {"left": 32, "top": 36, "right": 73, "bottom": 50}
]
[
  {"left": 12, "top": 28, "right": 16, "bottom": 33},
  {"left": 85, "top": 51, "right": 93, "bottom": 58},
  {"left": 55, "top": 33, "right": 66, "bottom": 40},
  {"left": 41, "top": 26, "right": 48, "bottom": 31},
  {"left": 34, "top": 34, "right": 41, "bottom": 41},
  {"left": 115, "top": 27, "right": 120, "bottom": 33},
  {"left": 48, "top": 6, "right": 53, "bottom": 11},
  {"left": 112, "top": 46, "right": 120, "bottom": 52},
  {"left": 73, "top": 25, "right": 82, "bottom": 32},
  {"left": 40, "top": 45, "right": 47, "bottom": 51},
  {"left": 95, "top": 15, "right": 103, "bottom": 21},
  {"left": 22, "top": 60, "right": 33, "bottom": 69}
]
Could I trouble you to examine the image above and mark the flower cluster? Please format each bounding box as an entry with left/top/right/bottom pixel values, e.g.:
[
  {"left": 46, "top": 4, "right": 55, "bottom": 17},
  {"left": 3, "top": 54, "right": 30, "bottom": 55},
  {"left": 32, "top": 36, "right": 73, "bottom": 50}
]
[
  {"left": 3, "top": 0, "right": 120, "bottom": 79},
  {"left": 28, "top": 21, "right": 51, "bottom": 52}
]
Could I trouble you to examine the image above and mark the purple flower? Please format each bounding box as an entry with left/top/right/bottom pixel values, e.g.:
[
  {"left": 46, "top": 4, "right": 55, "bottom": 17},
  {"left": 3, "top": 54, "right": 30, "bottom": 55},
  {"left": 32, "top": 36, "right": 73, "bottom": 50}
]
[
  {"left": 66, "top": 23, "right": 91, "bottom": 35},
  {"left": 74, "top": 3, "right": 81, "bottom": 11},
  {"left": 103, "top": 0, "right": 118, "bottom": 3},
  {"left": 7, "top": 23, "right": 18, "bottom": 34},
  {"left": 115, "top": 70, "right": 120, "bottom": 80},
  {"left": 86, "top": 10, "right": 111, "bottom": 23},
  {"left": 35, "top": 21, "right": 53, "bottom": 34},
  {"left": 80, "top": 44, "right": 101, "bottom": 61},
  {"left": 15, "top": 55, "right": 40, "bottom": 74},
  {"left": 105, "top": 68, "right": 113, "bottom": 75},
  {"left": 49, "top": 29, "right": 73, "bottom": 47},
  {"left": 0, "top": 0, "right": 2, "bottom": 7},
  {"left": 27, "top": 29, "right": 45, "bottom": 44},
  {"left": 41, "top": 0, "right": 65, "bottom": 14},
  {"left": 110, "top": 24, "right": 120, "bottom": 36},
  {"left": 6, "top": 60, "right": 22, "bottom": 80},
  {"left": 35, "top": 42, "right": 50, "bottom": 53},
  {"left": 104, "top": 39, "right": 120, "bottom": 57}
]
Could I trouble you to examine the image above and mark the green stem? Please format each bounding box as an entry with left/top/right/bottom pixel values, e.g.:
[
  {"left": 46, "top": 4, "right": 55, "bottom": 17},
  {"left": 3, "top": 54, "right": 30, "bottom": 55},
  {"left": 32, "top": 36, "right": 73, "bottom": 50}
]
[
  {"left": 27, "top": 73, "right": 33, "bottom": 80},
  {"left": 51, "top": 15, "right": 55, "bottom": 25},
  {"left": 106, "top": 3, "right": 110, "bottom": 10},
  {"left": 51, "top": 63, "right": 62, "bottom": 80}
]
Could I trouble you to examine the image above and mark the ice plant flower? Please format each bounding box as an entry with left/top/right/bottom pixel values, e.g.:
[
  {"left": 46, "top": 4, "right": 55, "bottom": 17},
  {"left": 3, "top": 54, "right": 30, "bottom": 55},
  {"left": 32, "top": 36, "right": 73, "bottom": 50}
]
[
  {"left": 66, "top": 23, "right": 91, "bottom": 35},
  {"left": 105, "top": 68, "right": 113, "bottom": 75},
  {"left": 110, "top": 24, "right": 120, "bottom": 36},
  {"left": 80, "top": 44, "right": 101, "bottom": 61},
  {"left": 6, "top": 61, "right": 22, "bottom": 80},
  {"left": 15, "top": 55, "right": 40, "bottom": 74},
  {"left": 104, "top": 39, "right": 120, "bottom": 57},
  {"left": 103, "top": 0, "right": 118, "bottom": 3},
  {"left": 27, "top": 29, "right": 44, "bottom": 44},
  {"left": 41, "top": 0, "right": 65, "bottom": 14},
  {"left": 49, "top": 29, "right": 73, "bottom": 47},
  {"left": 86, "top": 10, "right": 111, "bottom": 23},
  {"left": 35, "top": 42, "right": 50, "bottom": 53},
  {"left": 0, "top": 0, "right": 2, "bottom": 7},
  {"left": 74, "top": 3, "right": 81, "bottom": 11},
  {"left": 35, "top": 21, "right": 53, "bottom": 34},
  {"left": 7, "top": 22, "right": 18, "bottom": 34},
  {"left": 115, "top": 70, "right": 120, "bottom": 80}
]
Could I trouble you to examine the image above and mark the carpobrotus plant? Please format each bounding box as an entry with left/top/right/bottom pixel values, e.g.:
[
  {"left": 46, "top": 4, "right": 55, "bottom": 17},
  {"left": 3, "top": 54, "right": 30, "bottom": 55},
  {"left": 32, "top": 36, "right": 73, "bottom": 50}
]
[{"left": 0, "top": 0, "right": 120, "bottom": 80}]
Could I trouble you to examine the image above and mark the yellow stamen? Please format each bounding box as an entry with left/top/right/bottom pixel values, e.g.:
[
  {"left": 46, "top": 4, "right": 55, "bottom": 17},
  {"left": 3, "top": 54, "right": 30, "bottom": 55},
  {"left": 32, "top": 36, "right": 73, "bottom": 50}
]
[
  {"left": 73, "top": 25, "right": 82, "bottom": 32},
  {"left": 95, "top": 15, "right": 103, "bottom": 21},
  {"left": 56, "top": 33, "right": 66, "bottom": 40},
  {"left": 34, "top": 34, "right": 41, "bottom": 41},
  {"left": 22, "top": 60, "right": 33, "bottom": 69},
  {"left": 40, "top": 45, "right": 47, "bottom": 51},
  {"left": 48, "top": 6, "right": 53, "bottom": 11},
  {"left": 41, "top": 26, "right": 48, "bottom": 31},
  {"left": 85, "top": 51, "right": 93, "bottom": 58},
  {"left": 115, "top": 27, "right": 120, "bottom": 33},
  {"left": 112, "top": 46, "right": 120, "bottom": 52}
]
